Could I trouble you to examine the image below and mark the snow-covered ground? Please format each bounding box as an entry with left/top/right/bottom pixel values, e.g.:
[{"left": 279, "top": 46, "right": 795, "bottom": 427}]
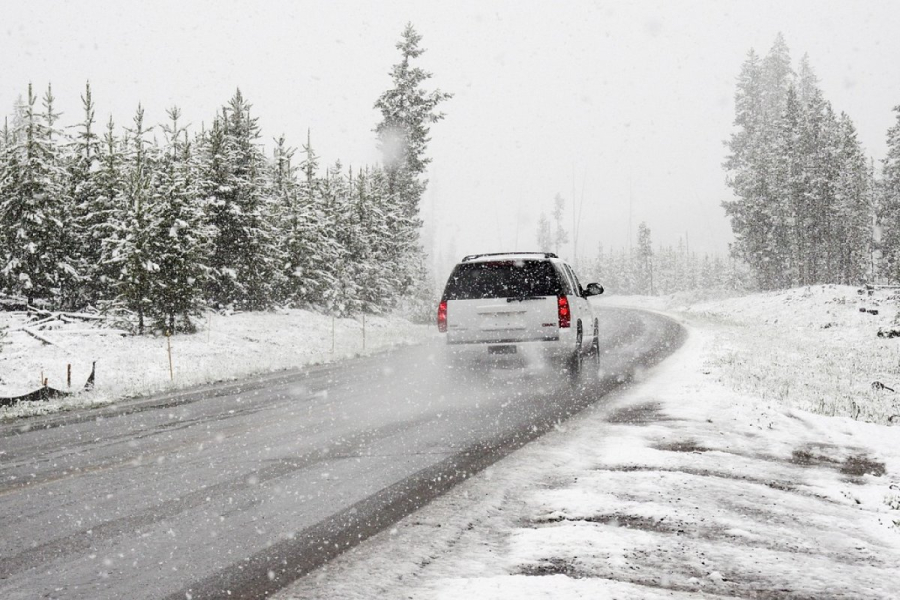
[
  {"left": 0, "top": 309, "right": 431, "bottom": 420},
  {"left": 615, "top": 285, "right": 900, "bottom": 425},
  {"left": 275, "top": 285, "right": 900, "bottom": 599}
]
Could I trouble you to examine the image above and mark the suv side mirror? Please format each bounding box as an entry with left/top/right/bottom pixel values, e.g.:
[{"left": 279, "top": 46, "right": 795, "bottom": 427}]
[{"left": 585, "top": 283, "right": 604, "bottom": 296}]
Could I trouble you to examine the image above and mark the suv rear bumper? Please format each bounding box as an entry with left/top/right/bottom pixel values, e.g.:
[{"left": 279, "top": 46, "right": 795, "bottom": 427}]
[{"left": 443, "top": 331, "right": 580, "bottom": 367}]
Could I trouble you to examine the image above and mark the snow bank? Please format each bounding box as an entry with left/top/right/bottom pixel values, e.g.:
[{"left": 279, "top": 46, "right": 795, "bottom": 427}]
[{"left": 0, "top": 309, "right": 431, "bottom": 420}]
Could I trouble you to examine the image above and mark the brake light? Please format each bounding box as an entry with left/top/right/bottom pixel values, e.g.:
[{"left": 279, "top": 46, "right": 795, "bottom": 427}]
[
  {"left": 438, "top": 300, "right": 448, "bottom": 332},
  {"left": 558, "top": 295, "right": 571, "bottom": 328}
]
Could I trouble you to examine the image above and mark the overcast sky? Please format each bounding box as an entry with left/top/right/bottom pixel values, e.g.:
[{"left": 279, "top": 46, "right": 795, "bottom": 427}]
[{"left": 4, "top": 0, "right": 900, "bottom": 277}]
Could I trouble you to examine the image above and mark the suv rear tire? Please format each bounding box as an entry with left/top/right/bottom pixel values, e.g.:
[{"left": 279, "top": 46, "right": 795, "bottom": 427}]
[{"left": 565, "top": 323, "right": 584, "bottom": 382}]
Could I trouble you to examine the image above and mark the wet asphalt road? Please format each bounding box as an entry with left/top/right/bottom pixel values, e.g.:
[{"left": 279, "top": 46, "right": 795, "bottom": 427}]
[{"left": 0, "top": 307, "right": 683, "bottom": 600}]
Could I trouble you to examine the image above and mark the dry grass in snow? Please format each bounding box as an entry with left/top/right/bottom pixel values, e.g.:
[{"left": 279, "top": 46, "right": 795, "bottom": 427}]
[{"left": 610, "top": 285, "right": 900, "bottom": 425}]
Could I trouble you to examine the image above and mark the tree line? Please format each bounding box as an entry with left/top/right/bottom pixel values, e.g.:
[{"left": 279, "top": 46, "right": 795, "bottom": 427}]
[
  {"left": 724, "top": 34, "right": 875, "bottom": 290},
  {"left": 534, "top": 193, "right": 744, "bottom": 296},
  {"left": 584, "top": 222, "right": 749, "bottom": 296},
  {"left": 0, "top": 24, "right": 449, "bottom": 333}
]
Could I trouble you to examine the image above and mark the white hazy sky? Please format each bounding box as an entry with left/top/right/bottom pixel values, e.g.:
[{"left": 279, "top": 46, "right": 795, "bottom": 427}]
[{"left": 4, "top": 0, "right": 900, "bottom": 277}]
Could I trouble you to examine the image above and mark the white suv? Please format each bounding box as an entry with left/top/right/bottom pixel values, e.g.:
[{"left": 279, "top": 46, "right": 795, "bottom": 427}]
[{"left": 437, "top": 252, "right": 603, "bottom": 374}]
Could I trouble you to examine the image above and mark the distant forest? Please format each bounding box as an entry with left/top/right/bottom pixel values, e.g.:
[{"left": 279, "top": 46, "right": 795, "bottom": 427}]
[
  {"left": 534, "top": 199, "right": 747, "bottom": 296},
  {"left": 584, "top": 223, "right": 751, "bottom": 296},
  {"left": 574, "top": 33, "right": 900, "bottom": 297},
  {"left": 0, "top": 24, "right": 450, "bottom": 333}
]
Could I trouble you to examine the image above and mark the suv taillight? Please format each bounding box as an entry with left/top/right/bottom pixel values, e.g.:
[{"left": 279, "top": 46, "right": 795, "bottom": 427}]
[
  {"left": 558, "top": 295, "right": 571, "bottom": 328},
  {"left": 438, "top": 300, "right": 448, "bottom": 332}
]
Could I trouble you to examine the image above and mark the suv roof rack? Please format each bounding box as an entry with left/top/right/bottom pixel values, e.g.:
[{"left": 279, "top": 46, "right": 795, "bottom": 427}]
[{"left": 461, "top": 252, "right": 558, "bottom": 262}]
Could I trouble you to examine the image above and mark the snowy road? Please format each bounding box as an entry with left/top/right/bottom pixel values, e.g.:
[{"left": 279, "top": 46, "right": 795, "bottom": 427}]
[{"left": 0, "top": 307, "right": 682, "bottom": 600}]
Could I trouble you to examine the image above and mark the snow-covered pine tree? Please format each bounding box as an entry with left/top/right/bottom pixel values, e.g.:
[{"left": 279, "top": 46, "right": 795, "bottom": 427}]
[
  {"left": 374, "top": 24, "right": 451, "bottom": 310},
  {"left": 773, "top": 83, "right": 803, "bottom": 287},
  {"left": 794, "top": 57, "right": 840, "bottom": 284},
  {"left": 366, "top": 165, "right": 406, "bottom": 310},
  {"left": 0, "top": 83, "right": 73, "bottom": 307},
  {"left": 827, "top": 113, "right": 869, "bottom": 284},
  {"left": 552, "top": 194, "right": 569, "bottom": 256},
  {"left": 723, "top": 49, "right": 772, "bottom": 287},
  {"left": 68, "top": 82, "right": 108, "bottom": 306},
  {"left": 360, "top": 164, "right": 434, "bottom": 319},
  {"left": 536, "top": 214, "right": 553, "bottom": 253},
  {"left": 0, "top": 121, "right": 9, "bottom": 296},
  {"left": 270, "top": 134, "right": 301, "bottom": 304},
  {"left": 655, "top": 246, "right": 675, "bottom": 294},
  {"left": 375, "top": 24, "right": 451, "bottom": 209},
  {"left": 93, "top": 115, "right": 125, "bottom": 303},
  {"left": 202, "top": 90, "right": 280, "bottom": 311},
  {"left": 636, "top": 222, "right": 653, "bottom": 295},
  {"left": 761, "top": 34, "right": 794, "bottom": 125},
  {"left": 349, "top": 166, "right": 387, "bottom": 313},
  {"left": 105, "top": 105, "right": 160, "bottom": 333},
  {"left": 760, "top": 35, "right": 794, "bottom": 288},
  {"left": 724, "top": 37, "right": 794, "bottom": 290},
  {"left": 44, "top": 84, "right": 79, "bottom": 307},
  {"left": 712, "top": 255, "right": 727, "bottom": 288},
  {"left": 283, "top": 131, "right": 340, "bottom": 309},
  {"left": 620, "top": 247, "right": 636, "bottom": 294},
  {"left": 880, "top": 106, "right": 900, "bottom": 282},
  {"left": 368, "top": 157, "right": 424, "bottom": 312},
  {"left": 149, "top": 107, "right": 209, "bottom": 333},
  {"left": 318, "top": 161, "right": 363, "bottom": 317},
  {"left": 699, "top": 254, "right": 715, "bottom": 289}
]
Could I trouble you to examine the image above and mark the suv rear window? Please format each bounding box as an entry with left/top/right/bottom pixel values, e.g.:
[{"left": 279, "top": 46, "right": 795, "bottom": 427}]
[{"left": 442, "top": 260, "right": 562, "bottom": 300}]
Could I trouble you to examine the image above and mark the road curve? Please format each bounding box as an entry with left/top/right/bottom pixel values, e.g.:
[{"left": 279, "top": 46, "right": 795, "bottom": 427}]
[{"left": 0, "top": 307, "right": 683, "bottom": 600}]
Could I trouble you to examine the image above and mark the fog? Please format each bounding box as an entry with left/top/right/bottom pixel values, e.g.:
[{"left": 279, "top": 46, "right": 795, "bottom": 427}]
[{"left": 3, "top": 0, "right": 900, "bottom": 278}]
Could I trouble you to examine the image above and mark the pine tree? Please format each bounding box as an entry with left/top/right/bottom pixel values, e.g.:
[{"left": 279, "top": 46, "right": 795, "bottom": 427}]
[
  {"left": 93, "top": 115, "right": 125, "bottom": 303},
  {"left": 318, "top": 161, "right": 360, "bottom": 316},
  {"left": 536, "top": 214, "right": 553, "bottom": 253},
  {"left": 69, "top": 82, "right": 107, "bottom": 306},
  {"left": 374, "top": 24, "right": 451, "bottom": 311},
  {"left": 761, "top": 33, "right": 794, "bottom": 123},
  {"left": 636, "top": 222, "right": 653, "bottom": 295},
  {"left": 271, "top": 134, "right": 302, "bottom": 304},
  {"left": 202, "top": 90, "right": 280, "bottom": 310},
  {"left": 0, "top": 83, "right": 73, "bottom": 306},
  {"left": 723, "top": 49, "right": 774, "bottom": 287},
  {"left": 149, "top": 107, "right": 209, "bottom": 332},
  {"left": 774, "top": 83, "right": 803, "bottom": 287},
  {"left": 366, "top": 165, "right": 406, "bottom": 309},
  {"left": 374, "top": 23, "right": 452, "bottom": 209},
  {"left": 881, "top": 106, "right": 900, "bottom": 281},
  {"left": 106, "top": 105, "right": 159, "bottom": 333},
  {"left": 350, "top": 166, "right": 394, "bottom": 313},
  {"left": 285, "top": 131, "right": 339, "bottom": 308},
  {"left": 552, "top": 193, "right": 569, "bottom": 255}
]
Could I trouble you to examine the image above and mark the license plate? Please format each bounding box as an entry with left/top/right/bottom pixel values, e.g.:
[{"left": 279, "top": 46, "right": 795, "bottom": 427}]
[{"left": 488, "top": 345, "right": 517, "bottom": 355}]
